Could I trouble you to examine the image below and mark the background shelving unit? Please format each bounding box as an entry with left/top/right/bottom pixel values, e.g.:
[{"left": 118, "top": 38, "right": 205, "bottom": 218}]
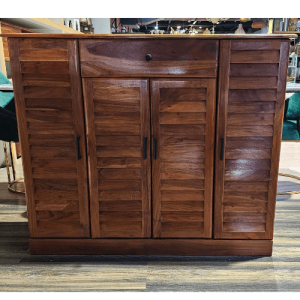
[{"left": 288, "top": 54, "right": 298, "bottom": 83}]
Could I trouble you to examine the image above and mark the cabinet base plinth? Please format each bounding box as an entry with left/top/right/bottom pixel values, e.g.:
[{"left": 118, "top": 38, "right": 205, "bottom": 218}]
[{"left": 29, "top": 239, "right": 273, "bottom": 256}]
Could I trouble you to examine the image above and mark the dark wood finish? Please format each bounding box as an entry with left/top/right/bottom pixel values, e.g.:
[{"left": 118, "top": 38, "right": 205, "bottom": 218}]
[
  {"left": 151, "top": 79, "right": 216, "bottom": 238},
  {"left": 8, "top": 38, "right": 90, "bottom": 238},
  {"left": 6, "top": 35, "right": 290, "bottom": 256},
  {"left": 79, "top": 39, "right": 219, "bottom": 77},
  {"left": 230, "top": 50, "right": 280, "bottom": 63},
  {"left": 214, "top": 39, "right": 289, "bottom": 240},
  {"left": 1, "top": 23, "right": 21, "bottom": 61},
  {"left": 29, "top": 238, "right": 273, "bottom": 256},
  {"left": 1, "top": 33, "right": 297, "bottom": 39},
  {"left": 8, "top": 38, "right": 37, "bottom": 237},
  {"left": 214, "top": 40, "right": 231, "bottom": 241},
  {"left": 83, "top": 78, "right": 151, "bottom": 238},
  {"left": 230, "top": 40, "right": 282, "bottom": 50},
  {"left": 0, "top": 21, "right": 34, "bottom": 62},
  {"left": 229, "top": 64, "right": 279, "bottom": 77},
  {"left": 265, "top": 40, "right": 290, "bottom": 239}
]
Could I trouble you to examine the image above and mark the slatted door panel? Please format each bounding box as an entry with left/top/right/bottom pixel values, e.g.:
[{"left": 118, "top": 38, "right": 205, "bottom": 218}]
[
  {"left": 151, "top": 79, "right": 216, "bottom": 238},
  {"left": 8, "top": 38, "right": 90, "bottom": 238},
  {"left": 214, "top": 39, "right": 289, "bottom": 239},
  {"left": 83, "top": 78, "right": 151, "bottom": 238}
]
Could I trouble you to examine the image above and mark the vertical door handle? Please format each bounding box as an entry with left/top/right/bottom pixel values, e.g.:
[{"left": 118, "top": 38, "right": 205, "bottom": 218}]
[
  {"left": 76, "top": 136, "right": 81, "bottom": 160},
  {"left": 143, "top": 137, "right": 147, "bottom": 159},
  {"left": 220, "top": 137, "right": 224, "bottom": 161},
  {"left": 154, "top": 137, "right": 158, "bottom": 160}
]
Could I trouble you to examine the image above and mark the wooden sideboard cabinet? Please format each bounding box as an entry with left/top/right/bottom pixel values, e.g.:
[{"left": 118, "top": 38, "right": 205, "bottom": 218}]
[{"left": 4, "top": 33, "right": 295, "bottom": 256}]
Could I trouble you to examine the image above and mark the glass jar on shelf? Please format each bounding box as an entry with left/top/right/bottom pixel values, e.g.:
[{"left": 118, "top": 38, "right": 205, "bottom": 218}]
[{"left": 287, "top": 54, "right": 298, "bottom": 83}]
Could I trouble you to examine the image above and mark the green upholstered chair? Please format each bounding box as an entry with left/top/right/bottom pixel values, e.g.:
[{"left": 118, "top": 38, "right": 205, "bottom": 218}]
[
  {"left": 0, "top": 72, "right": 15, "bottom": 113},
  {"left": 280, "top": 92, "right": 300, "bottom": 195},
  {"left": 0, "top": 72, "right": 24, "bottom": 193},
  {"left": 282, "top": 93, "right": 300, "bottom": 141},
  {"left": 0, "top": 72, "right": 18, "bottom": 141}
]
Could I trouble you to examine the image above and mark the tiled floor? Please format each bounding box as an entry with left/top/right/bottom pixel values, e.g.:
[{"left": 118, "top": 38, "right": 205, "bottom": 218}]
[{"left": 0, "top": 142, "right": 299, "bottom": 291}]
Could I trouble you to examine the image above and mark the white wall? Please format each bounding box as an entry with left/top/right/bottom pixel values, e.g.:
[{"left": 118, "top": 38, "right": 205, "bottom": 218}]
[{"left": 91, "top": 18, "right": 111, "bottom": 34}]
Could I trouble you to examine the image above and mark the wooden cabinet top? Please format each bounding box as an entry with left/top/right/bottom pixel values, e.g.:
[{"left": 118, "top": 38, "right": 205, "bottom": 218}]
[{"left": 0, "top": 33, "right": 297, "bottom": 39}]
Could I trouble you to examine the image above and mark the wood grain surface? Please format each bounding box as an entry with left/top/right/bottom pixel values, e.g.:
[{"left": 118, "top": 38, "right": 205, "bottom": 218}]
[
  {"left": 8, "top": 38, "right": 90, "bottom": 238},
  {"left": 265, "top": 40, "right": 290, "bottom": 239},
  {"left": 5, "top": 36, "right": 290, "bottom": 256},
  {"left": 83, "top": 78, "right": 151, "bottom": 238},
  {"left": 79, "top": 39, "right": 219, "bottom": 77},
  {"left": 1, "top": 33, "right": 297, "bottom": 39},
  {"left": 0, "top": 21, "right": 34, "bottom": 61},
  {"left": 151, "top": 79, "right": 216, "bottom": 238},
  {"left": 1, "top": 140, "right": 300, "bottom": 292},
  {"left": 214, "top": 39, "right": 289, "bottom": 240},
  {"left": 29, "top": 238, "right": 272, "bottom": 256}
]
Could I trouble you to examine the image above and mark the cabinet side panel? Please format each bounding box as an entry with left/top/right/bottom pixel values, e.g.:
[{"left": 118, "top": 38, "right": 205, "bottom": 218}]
[
  {"left": 9, "top": 38, "right": 37, "bottom": 237},
  {"left": 266, "top": 40, "right": 289, "bottom": 239},
  {"left": 8, "top": 38, "right": 90, "bottom": 238},
  {"left": 215, "top": 39, "right": 289, "bottom": 239}
]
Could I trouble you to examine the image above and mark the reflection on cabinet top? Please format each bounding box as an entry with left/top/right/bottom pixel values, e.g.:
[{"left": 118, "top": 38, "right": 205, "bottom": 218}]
[{"left": 0, "top": 33, "right": 297, "bottom": 39}]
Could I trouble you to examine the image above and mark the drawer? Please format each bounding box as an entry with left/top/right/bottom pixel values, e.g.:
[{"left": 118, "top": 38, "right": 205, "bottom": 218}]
[{"left": 79, "top": 39, "right": 219, "bottom": 77}]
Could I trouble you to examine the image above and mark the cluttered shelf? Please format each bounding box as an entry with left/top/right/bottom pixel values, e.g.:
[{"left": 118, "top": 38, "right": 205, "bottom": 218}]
[{"left": 274, "top": 31, "right": 300, "bottom": 34}]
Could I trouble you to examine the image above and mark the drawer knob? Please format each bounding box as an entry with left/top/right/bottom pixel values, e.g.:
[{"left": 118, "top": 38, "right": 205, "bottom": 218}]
[{"left": 145, "top": 54, "right": 152, "bottom": 61}]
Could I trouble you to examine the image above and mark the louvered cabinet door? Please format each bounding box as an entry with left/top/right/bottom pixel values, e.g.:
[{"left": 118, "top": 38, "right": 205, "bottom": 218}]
[
  {"left": 8, "top": 38, "right": 90, "bottom": 238},
  {"left": 151, "top": 79, "right": 216, "bottom": 238},
  {"left": 214, "top": 39, "right": 289, "bottom": 239},
  {"left": 83, "top": 78, "right": 151, "bottom": 238}
]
